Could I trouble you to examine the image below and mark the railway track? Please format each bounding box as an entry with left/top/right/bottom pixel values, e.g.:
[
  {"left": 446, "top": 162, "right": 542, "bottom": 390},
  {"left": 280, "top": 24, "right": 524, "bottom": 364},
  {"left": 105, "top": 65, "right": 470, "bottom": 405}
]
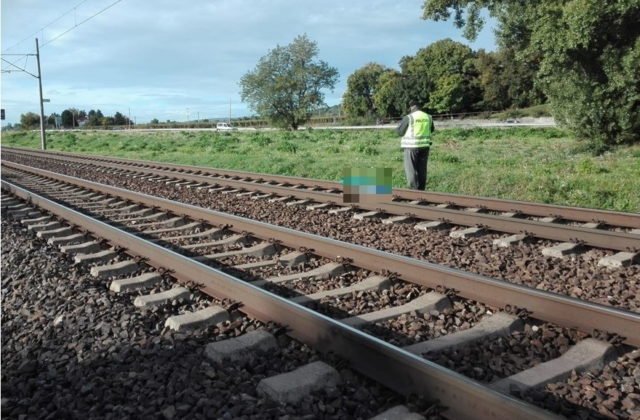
[
  {"left": 3, "top": 162, "right": 639, "bottom": 418},
  {"left": 3, "top": 147, "right": 639, "bottom": 254},
  {"left": 3, "top": 149, "right": 639, "bottom": 313}
]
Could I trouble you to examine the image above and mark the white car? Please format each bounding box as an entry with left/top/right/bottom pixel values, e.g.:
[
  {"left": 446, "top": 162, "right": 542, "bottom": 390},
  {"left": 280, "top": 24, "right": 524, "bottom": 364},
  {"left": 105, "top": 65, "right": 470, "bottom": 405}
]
[{"left": 216, "top": 122, "right": 236, "bottom": 131}]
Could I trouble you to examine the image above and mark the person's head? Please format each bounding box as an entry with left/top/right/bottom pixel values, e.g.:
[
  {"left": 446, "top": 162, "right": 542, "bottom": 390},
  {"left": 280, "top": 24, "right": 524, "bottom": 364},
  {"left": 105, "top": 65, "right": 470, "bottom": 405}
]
[{"left": 409, "top": 101, "right": 419, "bottom": 112}]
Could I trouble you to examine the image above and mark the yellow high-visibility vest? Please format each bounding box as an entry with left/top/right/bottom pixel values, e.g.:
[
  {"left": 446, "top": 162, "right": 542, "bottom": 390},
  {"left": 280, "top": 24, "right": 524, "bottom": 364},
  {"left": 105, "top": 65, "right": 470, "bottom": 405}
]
[{"left": 401, "top": 110, "right": 432, "bottom": 148}]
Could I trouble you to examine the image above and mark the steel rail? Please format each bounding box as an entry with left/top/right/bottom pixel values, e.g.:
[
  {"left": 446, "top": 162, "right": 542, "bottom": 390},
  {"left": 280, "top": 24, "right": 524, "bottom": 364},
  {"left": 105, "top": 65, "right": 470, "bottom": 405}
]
[
  {"left": 3, "top": 150, "right": 638, "bottom": 252},
  {"left": 4, "top": 146, "right": 639, "bottom": 228},
  {"left": 4, "top": 161, "right": 639, "bottom": 348},
  {"left": 1, "top": 178, "right": 557, "bottom": 420},
  {"left": 5, "top": 149, "right": 640, "bottom": 251}
]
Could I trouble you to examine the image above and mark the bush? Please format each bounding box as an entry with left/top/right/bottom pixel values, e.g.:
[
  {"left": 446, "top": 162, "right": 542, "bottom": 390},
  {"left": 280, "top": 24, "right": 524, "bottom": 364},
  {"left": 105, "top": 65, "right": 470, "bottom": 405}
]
[
  {"left": 250, "top": 133, "right": 272, "bottom": 146},
  {"left": 277, "top": 141, "right": 298, "bottom": 153}
]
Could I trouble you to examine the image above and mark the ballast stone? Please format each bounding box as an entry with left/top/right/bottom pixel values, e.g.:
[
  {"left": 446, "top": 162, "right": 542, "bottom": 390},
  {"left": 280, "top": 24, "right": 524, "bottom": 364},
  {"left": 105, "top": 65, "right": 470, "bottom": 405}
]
[{"left": 257, "top": 361, "right": 341, "bottom": 404}]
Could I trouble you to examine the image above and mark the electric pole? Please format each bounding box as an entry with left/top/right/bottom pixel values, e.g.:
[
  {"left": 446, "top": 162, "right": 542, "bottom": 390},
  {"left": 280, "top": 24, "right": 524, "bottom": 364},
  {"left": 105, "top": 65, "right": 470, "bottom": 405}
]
[
  {"left": 228, "top": 99, "right": 231, "bottom": 124},
  {"left": 35, "top": 38, "right": 46, "bottom": 150}
]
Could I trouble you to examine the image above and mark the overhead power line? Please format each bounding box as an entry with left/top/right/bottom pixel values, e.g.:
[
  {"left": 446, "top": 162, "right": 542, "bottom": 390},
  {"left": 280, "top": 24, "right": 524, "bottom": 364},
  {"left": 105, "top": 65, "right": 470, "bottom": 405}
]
[
  {"left": 41, "top": 0, "right": 124, "bottom": 48},
  {"left": 1, "top": 0, "right": 123, "bottom": 71},
  {"left": 1, "top": 57, "right": 38, "bottom": 78},
  {"left": 3, "top": 0, "right": 123, "bottom": 54},
  {"left": 2, "top": 0, "right": 91, "bottom": 53}
]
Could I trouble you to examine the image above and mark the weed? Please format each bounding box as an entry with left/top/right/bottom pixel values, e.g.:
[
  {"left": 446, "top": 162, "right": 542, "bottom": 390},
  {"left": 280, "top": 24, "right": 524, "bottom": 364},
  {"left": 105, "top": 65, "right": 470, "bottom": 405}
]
[{"left": 277, "top": 141, "right": 298, "bottom": 153}]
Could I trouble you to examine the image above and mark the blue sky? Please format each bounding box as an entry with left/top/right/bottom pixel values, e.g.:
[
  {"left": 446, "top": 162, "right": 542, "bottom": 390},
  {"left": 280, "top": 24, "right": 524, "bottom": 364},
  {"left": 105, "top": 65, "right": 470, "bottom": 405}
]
[{"left": 1, "top": 0, "right": 496, "bottom": 124}]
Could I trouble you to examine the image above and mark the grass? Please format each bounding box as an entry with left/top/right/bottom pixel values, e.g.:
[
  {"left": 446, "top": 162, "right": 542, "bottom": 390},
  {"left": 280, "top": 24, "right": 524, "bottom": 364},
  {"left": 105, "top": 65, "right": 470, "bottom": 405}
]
[{"left": 2, "top": 127, "right": 639, "bottom": 212}]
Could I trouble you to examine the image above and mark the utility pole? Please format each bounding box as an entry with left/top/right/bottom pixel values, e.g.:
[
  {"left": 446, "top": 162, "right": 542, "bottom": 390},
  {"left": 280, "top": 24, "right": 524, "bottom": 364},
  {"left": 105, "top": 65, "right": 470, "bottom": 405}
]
[
  {"left": 228, "top": 98, "right": 231, "bottom": 124},
  {"left": 35, "top": 38, "right": 46, "bottom": 150}
]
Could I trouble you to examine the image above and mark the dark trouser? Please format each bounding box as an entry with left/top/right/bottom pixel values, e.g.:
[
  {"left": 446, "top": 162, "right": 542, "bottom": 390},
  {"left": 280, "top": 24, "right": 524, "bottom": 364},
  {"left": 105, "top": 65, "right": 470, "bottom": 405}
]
[{"left": 403, "top": 147, "right": 430, "bottom": 190}]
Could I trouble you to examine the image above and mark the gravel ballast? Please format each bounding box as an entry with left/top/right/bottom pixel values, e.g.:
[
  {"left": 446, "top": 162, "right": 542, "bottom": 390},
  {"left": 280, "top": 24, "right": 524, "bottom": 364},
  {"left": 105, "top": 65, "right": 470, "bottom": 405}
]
[{"left": 1, "top": 212, "right": 438, "bottom": 419}]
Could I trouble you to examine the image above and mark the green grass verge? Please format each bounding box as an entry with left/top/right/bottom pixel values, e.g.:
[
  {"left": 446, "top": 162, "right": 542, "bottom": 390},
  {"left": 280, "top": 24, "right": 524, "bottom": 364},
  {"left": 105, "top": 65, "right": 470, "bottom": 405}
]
[{"left": 2, "top": 127, "right": 639, "bottom": 212}]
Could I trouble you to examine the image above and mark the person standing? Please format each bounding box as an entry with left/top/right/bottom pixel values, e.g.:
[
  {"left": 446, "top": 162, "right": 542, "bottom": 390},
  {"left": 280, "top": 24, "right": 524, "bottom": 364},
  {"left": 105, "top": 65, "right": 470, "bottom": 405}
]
[{"left": 395, "top": 101, "right": 435, "bottom": 190}]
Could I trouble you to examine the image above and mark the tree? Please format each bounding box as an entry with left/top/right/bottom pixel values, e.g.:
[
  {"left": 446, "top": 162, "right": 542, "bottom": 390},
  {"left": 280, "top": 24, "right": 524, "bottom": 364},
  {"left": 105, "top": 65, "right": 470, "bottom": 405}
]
[
  {"left": 372, "top": 70, "right": 408, "bottom": 118},
  {"left": 422, "top": 1, "right": 640, "bottom": 149},
  {"left": 402, "top": 39, "right": 480, "bottom": 113},
  {"left": 239, "top": 34, "right": 339, "bottom": 130},
  {"left": 113, "top": 112, "right": 127, "bottom": 125},
  {"left": 150, "top": 118, "right": 160, "bottom": 124},
  {"left": 342, "top": 63, "right": 388, "bottom": 119},
  {"left": 86, "top": 109, "right": 104, "bottom": 126},
  {"left": 47, "top": 112, "right": 61, "bottom": 127},
  {"left": 475, "top": 48, "right": 545, "bottom": 111},
  {"left": 20, "top": 112, "right": 40, "bottom": 129},
  {"left": 61, "top": 110, "right": 74, "bottom": 128}
]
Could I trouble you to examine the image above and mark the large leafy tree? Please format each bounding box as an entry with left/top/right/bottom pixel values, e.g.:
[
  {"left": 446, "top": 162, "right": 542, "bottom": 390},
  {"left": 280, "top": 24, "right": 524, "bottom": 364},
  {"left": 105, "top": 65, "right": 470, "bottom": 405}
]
[
  {"left": 87, "top": 109, "right": 104, "bottom": 126},
  {"left": 475, "top": 48, "right": 545, "bottom": 110},
  {"left": 372, "top": 70, "right": 408, "bottom": 118},
  {"left": 113, "top": 112, "right": 127, "bottom": 125},
  {"left": 422, "top": 0, "right": 640, "bottom": 149},
  {"left": 20, "top": 112, "right": 40, "bottom": 129},
  {"left": 402, "top": 39, "right": 480, "bottom": 113},
  {"left": 342, "top": 62, "right": 388, "bottom": 119},
  {"left": 240, "top": 34, "right": 339, "bottom": 130},
  {"left": 60, "top": 110, "right": 75, "bottom": 128}
]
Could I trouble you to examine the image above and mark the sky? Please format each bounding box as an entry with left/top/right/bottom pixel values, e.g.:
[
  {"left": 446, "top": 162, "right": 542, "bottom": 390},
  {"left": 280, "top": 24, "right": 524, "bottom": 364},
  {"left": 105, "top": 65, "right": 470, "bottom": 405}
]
[{"left": 1, "top": 0, "right": 497, "bottom": 125}]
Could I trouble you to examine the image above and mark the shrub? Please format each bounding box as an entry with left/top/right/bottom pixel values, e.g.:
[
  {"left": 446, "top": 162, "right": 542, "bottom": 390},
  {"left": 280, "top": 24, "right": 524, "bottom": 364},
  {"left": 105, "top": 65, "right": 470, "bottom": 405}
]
[{"left": 277, "top": 141, "right": 298, "bottom": 153}]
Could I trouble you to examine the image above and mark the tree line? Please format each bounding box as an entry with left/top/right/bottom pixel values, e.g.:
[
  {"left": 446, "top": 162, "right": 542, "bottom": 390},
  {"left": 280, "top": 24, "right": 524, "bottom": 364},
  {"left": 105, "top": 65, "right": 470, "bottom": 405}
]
[
  {"left": 342, "top": 39, "right": 545, "bottom": 122},
  {"left": 240, "top": 3, "right": 637, "bottom": 151},
  {"left": 18, "top": 109, "right": 133, "bottom": 130}
]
